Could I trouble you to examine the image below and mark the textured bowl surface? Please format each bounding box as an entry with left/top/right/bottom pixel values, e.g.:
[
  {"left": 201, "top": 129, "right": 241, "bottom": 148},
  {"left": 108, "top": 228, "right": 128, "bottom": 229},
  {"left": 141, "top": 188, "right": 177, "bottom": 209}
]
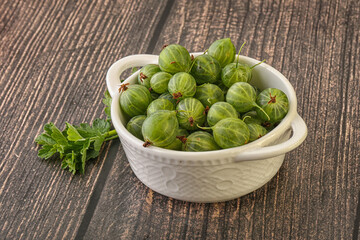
[{"left": 107, "top": 53, "right": 307, "bottom": 202}]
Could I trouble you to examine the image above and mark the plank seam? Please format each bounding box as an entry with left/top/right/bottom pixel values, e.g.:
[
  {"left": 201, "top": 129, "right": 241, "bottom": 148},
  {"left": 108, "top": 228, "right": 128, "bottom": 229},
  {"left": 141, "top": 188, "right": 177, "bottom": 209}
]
[{"left": 74, "top": 1, "right": 175, "bottom": 239}]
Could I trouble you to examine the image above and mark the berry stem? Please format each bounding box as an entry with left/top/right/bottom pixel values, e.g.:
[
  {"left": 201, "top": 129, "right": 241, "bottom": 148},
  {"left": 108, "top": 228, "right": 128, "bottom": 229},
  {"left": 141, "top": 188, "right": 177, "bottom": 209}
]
[
  {"left": 196, "top": 124, "right": 212, "bottom": 130},
  {"left": 250, "top": 59, "right": 266, "bottom": 69},
  {"left": 236, "top": 42, "right": 246, "bottom": 68},
  {"left": 242, "top": 116, "right": 251, "bottom": 122},
  {"left": 253, "top": 103, "right": 270, "bottom": 121},
  {"left": 188, "top": 55, "right": 197, "bottom": 73}
]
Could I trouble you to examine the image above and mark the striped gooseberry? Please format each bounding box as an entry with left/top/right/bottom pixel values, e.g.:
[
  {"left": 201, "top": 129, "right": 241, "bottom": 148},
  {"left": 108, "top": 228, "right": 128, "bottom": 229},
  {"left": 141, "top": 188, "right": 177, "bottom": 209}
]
[
  {"left": 207, "top": 102, "right": 238, "bottom": 127},
  {"left": 194, "top": 83, "right": 224, "bottom": 108},
  {"left": 146, "top": 98, "right": 175, "bottom": 116},
  {"left": 168, "top": 72, "right": 196, "bottom": 101},
  {"left": 256, "top": 88, "right": 289, "bottom": 123},
  {"left": 207, "top": 38, "right": 236, "bottom": 67},
  {"left": 138, "top": 64, "right": 161, "bottom": 89},
  {"left": 126, "top": 115, "right": 146, "bottom": 140},
  {"left": 182, "top": 131, "right": 220, "bottom": 152},
  {"left": 176, "top": 98, "right": 206, "bottom": 130},
  {"left": 242, "top": 111, "right": 263, "bottom": 125},
  {"left": 159, "top": 44, "right": 192, "bottom": 74},
  {"left": 247, "top": 123, "right": 268, "bottom": 142},
  {"left": 226, "top": 82, "right": 270, "bottom": 120},
  {"left": 119, "top": 84, "right": 152, "bottom": 117},
  {"left": 200, "top": 118, "right": 250, "bottom": 149},
  {"left": 150, "top": 72, "right": 172, "bottom": 94},
  {"left": 142, "top": 110, "right": 179, "bottom": 147},
  {"left": 162, "top": 128, "right": 189, "bottom": 151},
  {"left": 190, "top": 54, "right": 221, "bottom": 84},
  {"left": 158, "top": 92, "right": 177, "bottom": 107}
]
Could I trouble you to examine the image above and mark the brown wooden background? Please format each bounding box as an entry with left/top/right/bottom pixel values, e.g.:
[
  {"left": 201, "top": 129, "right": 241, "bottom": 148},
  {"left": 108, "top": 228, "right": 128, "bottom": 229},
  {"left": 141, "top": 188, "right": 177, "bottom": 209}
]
[{"left": 0, "top": 0, "right": 359, "bottom": 239}]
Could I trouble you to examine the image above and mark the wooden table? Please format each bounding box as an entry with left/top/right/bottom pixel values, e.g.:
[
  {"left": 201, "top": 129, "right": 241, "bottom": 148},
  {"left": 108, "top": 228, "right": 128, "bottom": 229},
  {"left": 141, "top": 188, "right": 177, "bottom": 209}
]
[{"left": 1, "top": 0, "right": 359, "bottom": 239}]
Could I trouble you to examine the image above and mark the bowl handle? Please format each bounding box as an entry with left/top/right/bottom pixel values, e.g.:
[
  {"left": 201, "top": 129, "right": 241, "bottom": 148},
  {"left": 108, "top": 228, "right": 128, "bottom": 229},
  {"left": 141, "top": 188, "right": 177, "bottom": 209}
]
[
  {"left": 106, "top": 54, "right": 159, "bottom": 98},
  {"left": 234, "top": 114, "right": 307, "bottom": 161}
]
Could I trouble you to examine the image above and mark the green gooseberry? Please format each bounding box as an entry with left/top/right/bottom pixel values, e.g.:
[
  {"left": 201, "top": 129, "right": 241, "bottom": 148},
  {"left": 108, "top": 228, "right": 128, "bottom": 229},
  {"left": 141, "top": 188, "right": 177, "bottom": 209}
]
[
  {"left": 221, "top": 42, "right": 266, "bottom": 88},
  {"left": 138, "top": 64, "right": 161, "bottom": 89},
  {"left": 190, "top": 54, "right": 221, "bottom": 84},
  {"left": 216, "top": 80, "right": 229, "bottom": 95},
  {"left": 262, "top": 122, "right": 278, "bottom": 132},
  {"left": 207, "top": 38, "right": 236, "bottom": 67},
  {"left": 242, "top": 111, "right": 263, "bottom": 125},
  {"left": 126, "top": 115, "right": 146, "bottom": 140},
  {"left": 252, "top": 85, "right": 261, "bottom": 96},
  {"left": 162, "top": 128, "right": 189, "bottom": 151},
  {"left": 176, "top": 98, "right": 206, "bottom": 130},
  {"left": 142, "top": 110, "right": 179, "bottom": 147},
  {"left": 158, "top": 92, "right": 177, "bottom": 107},
  {"left": 247, "top": 123, "right": 268, "bottom": 142},
  {"left": 150, "top": 72, "right": 172, "bottom": 94},
  {"left": 221, "top": 42, "right": 249, "bottom": 87},
  {"left": 150, "top": 91, "right": 159, "bottom": 100},
  {"left": 201, "top": 118, "right": 250, "bottom": 149},
  {"left": 119, "top": 84, "right": 152, "bottom": 117},
  {"left": 207, "top": 102, "right": 238, "bottom": 127},
  {"left": 182, "top": 131, "right": 220, "bottom": 152},
  {"left": 159, "top": 44, "right": 192, "bottom": 74},
  {"left": 177, "top": 128, "right": 189, "bottom": 137},
  {"left": 194, "top": 83, "right": 224, "bottom": 107},
  {"left": 147, "top": 98, "right": 175, "bottom": 116},
  {"left": 168, "top": 72, "right": 196, "bottom": 101},
  {"left": 162, "top": 138, "right": 182, "bottom": 151},
  {"left": 221, "top": 63, "right": 251, "bottom": 87},
  {"left": 226, "top": 82, "right": 270, "bottom": 120},
  {"left": 256, "top": 88, "right": 289, "bottom": 123}
]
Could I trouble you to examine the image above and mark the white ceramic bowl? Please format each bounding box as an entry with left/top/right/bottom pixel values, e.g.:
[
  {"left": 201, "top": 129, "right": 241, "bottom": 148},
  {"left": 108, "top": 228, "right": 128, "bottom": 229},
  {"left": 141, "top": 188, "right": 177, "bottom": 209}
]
[{"left": 107, "top": 53, "right": 307, "bottom": 203}]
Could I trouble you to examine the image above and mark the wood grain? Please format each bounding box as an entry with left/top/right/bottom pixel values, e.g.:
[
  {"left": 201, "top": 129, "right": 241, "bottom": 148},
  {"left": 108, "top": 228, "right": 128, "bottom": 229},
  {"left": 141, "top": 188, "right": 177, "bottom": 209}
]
[
  {"left": 0, "top": 0, "right": 359, "bottom": 239},
  {"left": 83, "top": 0, "right": 360, "bottom": 239},
  {"left": 0, "top": 0, "right": 169, "bottom": 239}
]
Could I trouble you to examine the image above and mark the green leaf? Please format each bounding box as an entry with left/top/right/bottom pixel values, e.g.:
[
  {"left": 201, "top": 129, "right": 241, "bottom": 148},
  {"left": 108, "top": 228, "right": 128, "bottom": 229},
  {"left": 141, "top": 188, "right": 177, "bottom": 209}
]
[
  {"left": 43, "top": 123, "right": 54, "bottom": 135},
  {"left": 92, "top": 119, "right": 111, "bottom": 134},
  {"left": 66, "top": 123, "right": 85, "bottom": 141},
  {"left": 75, "top": 123, "right": 97, "bottom": 138},
  {"left": 65, "top": 151, "right": 77, "bottom": 174},
  {"left": 80, "top": 139, "right": 90, "bottom": 174},
  {"left": 38, "top": 145, "right": 57, "bottom": 159},
  {"left": 74, "top": 119, "right": 109, "bottom": 139},
  {"left": 86, "top": 149, "right": 100, "bottom": 160},
  {"left": 35, "top": 134, "right": 56, "bottom": 145},
  {"left": 51, "top": 125, "right": 68, "bottom": 146},
  {"left": 93, "top": 136, "right": 105, "bottom": 152},
  {"left": 52, "top": 144, "right": 66, "bottom": 158}
]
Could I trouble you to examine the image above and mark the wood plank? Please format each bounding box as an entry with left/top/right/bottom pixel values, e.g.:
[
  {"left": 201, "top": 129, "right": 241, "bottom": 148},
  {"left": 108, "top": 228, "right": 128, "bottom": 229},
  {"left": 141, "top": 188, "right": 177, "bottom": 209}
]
[
  {"left": 83, "top": 0, "right": 360, "bottom": 239},
  {"left": 0, "top": 0, "right": 169, "bottom": 239}
]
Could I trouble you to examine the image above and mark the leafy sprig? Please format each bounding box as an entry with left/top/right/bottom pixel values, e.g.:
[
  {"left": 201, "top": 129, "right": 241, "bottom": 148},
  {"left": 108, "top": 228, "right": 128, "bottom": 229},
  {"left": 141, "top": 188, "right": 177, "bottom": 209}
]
[{"left": 35, "top": 91, "right": 118, "bottom": 174}]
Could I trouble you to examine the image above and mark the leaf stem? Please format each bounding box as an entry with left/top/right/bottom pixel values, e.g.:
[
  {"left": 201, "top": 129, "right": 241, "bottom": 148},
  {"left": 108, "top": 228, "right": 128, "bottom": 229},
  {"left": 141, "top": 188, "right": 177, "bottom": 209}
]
[
  {"left": 105, "top": 129, "right": 118, "bottom": 138},
  {"left": 104, "top": 135, "right": 119, "bottom": 142}
]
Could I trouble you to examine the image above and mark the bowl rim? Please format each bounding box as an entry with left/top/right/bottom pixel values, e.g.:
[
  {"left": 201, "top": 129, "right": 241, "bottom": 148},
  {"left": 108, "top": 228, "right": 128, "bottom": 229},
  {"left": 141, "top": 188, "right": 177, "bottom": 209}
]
[{"left": 108, "top": 53, "right": 299, "bottom": 162}]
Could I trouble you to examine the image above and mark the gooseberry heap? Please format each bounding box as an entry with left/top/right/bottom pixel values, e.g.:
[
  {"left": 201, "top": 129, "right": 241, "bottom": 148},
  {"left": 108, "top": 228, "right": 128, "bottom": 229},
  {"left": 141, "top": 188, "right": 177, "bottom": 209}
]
[{"left": 119, "top": 38, "right": 289, "bottom": 151}]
